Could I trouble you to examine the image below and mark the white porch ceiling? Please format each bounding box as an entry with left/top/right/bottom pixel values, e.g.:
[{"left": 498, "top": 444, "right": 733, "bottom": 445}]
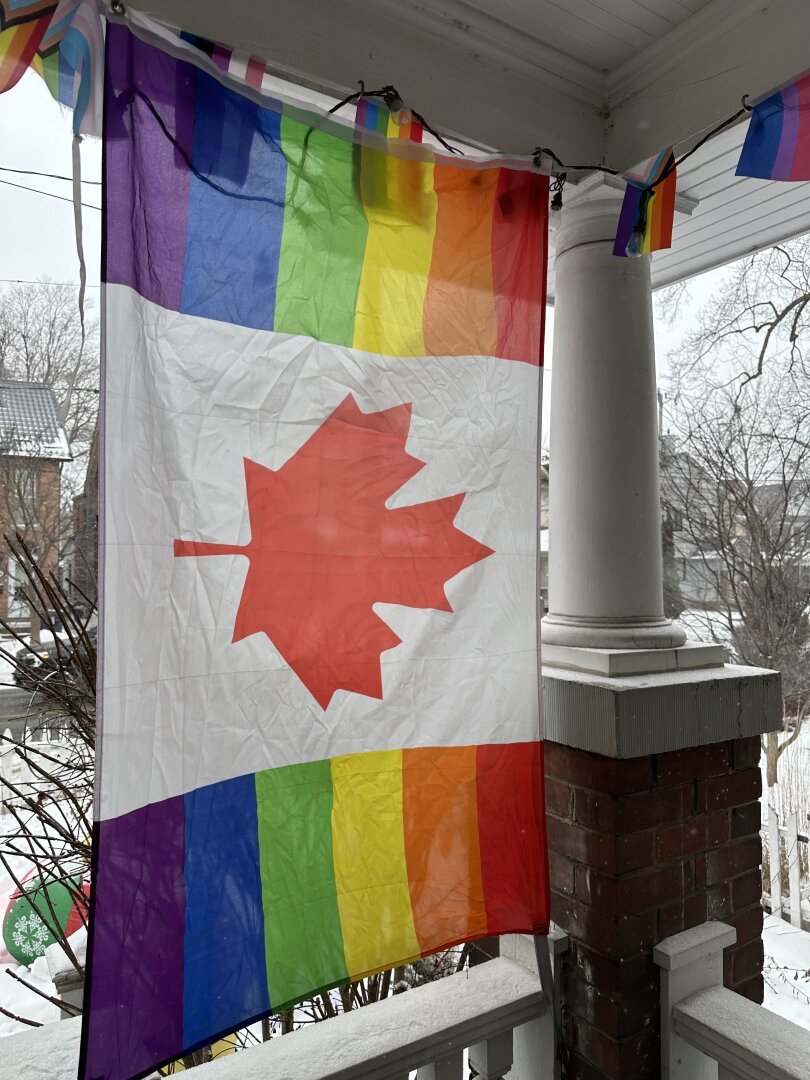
[
  {"left": 136, "top": 0, "right": 810, "bottom": 286},
  {"left": 456, "top": 0, "right": 713, "bottom": 72}
]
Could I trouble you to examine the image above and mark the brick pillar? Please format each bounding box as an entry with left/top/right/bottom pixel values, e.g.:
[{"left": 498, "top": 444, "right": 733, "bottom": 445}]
[{"left": 545, "top": 735, "right": 763, "bottom": 1080}]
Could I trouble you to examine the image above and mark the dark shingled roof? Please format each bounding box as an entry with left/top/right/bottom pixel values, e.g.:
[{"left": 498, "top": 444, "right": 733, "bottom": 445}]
[{"left": 0, "top": 379, "right": 71, "bottom": 461}]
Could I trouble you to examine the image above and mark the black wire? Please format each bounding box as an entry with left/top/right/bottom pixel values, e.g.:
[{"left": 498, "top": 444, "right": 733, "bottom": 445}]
[
  {"left": 0, "top": 279, "right": 100, "bottom": 287},
  {"left": 329, "top": 80, "right": 462, "bottom": 156},
  {"left": 0, "top": 165, "right": 101, "bottom": 185},
  {"left": 540, "top": 101, "right": 750, "bottom": 238},
  {"left": 534, "top": 146, "right": 619, "bottom": 176},
  {"left": 124, "top": 88, "right": 285, "bottom": 207},
  {"left": 0, "top": 177, "right": 100, "bottom": 210}
]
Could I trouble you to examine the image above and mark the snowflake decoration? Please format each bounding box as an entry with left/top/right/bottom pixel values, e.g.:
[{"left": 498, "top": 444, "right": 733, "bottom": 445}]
[{"left": 11, "top": 912, "right": 50, "bottom": 958}]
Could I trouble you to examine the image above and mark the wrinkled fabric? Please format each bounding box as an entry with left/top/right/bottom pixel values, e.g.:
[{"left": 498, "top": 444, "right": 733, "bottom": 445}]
[{"left": 82, "top": 20, "right": 549, "bottom": 1080}]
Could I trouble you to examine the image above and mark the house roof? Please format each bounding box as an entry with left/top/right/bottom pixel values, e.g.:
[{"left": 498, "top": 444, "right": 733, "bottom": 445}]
[{"left": 0, "top": 379, "right": 72, "bottom": 462}]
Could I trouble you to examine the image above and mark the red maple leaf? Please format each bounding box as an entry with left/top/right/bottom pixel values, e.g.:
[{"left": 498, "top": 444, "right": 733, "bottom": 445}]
[{"left": 174, "top": 395, "right": 493, "bottom": 709}]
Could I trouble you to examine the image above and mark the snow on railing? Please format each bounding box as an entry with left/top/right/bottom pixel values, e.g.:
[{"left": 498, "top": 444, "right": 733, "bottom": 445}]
[
  {"left": 764, "top": 803, "right": 810, "bottom": 929},
  {"left": 655, "top": 921, "right": 810, "bottom": 1080},
  {"left": 0, "top": 931, "right": 567, "bottom": 1080}
]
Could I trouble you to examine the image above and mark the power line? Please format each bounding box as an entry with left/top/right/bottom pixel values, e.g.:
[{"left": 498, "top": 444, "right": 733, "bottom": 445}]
[
  {"left": 0, "top": 165, "right": 101, "bottom": 185},
  {"left": 0, "top": 279, "right": 100, "bottom": 287},
  {"left": 0, "top": 177, "right": 100, "bottom": 210}
]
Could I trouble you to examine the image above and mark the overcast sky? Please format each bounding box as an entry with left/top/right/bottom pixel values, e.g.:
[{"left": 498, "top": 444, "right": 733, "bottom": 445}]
[{"left": 0, "top": 65, "right": 727, "bottom": 426}]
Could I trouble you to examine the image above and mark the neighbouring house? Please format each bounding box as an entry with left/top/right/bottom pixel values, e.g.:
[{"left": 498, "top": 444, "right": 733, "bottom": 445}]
[
  {"left": 70, "top": 423, "right": 99, "bottom": 609},
  {"left": 0, "top": 379, "right": 71, "bottom": 632}
]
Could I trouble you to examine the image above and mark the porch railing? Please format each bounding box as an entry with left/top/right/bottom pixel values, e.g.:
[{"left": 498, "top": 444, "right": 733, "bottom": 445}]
[
  {"left": 656, "top": 921, "right": 810, "bottom": 1080},
  {"left": 0, "top": 930, "right": 567, "bottom": 1080},
  {"left": 764, "top": 802, "right": 809, "bottom": 929}
]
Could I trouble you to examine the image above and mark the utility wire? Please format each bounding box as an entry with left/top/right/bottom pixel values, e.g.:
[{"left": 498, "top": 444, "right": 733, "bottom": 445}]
[
  {"left": 0, "top": 165, "right": 101, "bottom": 185},
  {"left": 0, "top": 177, "right": 100, "bottom": 210},
  {"left": 0, "top": 279, "right": 100, "bottom": 287}
]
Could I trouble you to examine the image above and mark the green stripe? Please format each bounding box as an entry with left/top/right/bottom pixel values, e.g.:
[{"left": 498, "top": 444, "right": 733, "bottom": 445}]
[
  {"left": 255, "top": 760, "right": 348, "bottom": 1007},
  {"left": 274, "top": 116, "right": 368, "bottom": 346},
  {"left": 39, "top": 53, "right": 59, "bottom": 99}
]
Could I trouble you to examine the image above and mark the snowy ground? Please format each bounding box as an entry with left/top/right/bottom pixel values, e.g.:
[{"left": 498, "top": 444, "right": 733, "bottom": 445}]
[{"left": 763, "top": 915, "right": 810, "bottom": 1029}]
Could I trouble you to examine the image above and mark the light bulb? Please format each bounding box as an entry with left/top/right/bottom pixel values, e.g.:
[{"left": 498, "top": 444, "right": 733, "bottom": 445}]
[
  {"left": 392, "top": 105, "right": 413, "bottom": 128},
  {"left": 625, "top": 225, "right": 646, "bottom": 258}
]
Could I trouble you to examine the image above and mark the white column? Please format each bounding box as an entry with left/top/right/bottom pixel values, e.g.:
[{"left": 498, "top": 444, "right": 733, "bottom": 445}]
[{"left": 542, "top": 181, "right": 686, "bottom": 651}]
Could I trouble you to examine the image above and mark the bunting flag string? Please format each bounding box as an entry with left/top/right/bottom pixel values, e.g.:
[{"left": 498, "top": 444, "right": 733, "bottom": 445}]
[
  {"left": 613, "top": 147, "right": 677, "bottom": 258},
  {"left": 0, "top": 0, "right": 103, "bottom": 134},
  {"left": 356, "top": 96, "right": 424, "bottom": 143}
]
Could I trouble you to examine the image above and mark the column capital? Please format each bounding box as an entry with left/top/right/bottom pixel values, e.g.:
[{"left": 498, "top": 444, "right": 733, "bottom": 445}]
[{"left": 551, "top": 176, "right": 627, "bottom": 257}]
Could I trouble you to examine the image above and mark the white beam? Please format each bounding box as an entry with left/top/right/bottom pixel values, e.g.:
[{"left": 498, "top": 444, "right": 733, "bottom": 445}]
[
  {"left": 139, "top": 0, "right": 605, "bottom": 161},
  {"left": 606, "top": 0, "right": 810, "bottom": 169}
]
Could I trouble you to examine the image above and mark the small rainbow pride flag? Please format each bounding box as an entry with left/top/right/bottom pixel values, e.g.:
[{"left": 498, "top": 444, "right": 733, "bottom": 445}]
[
  {"left": 0, "top": 0, "right": 53, "bottom": 94},
  {"left": 0, "top": 0, "right": 102, "bottom": 133},
  {"left": 613, "top": 147, "right": 677, "bottom": 257},
  {"left": 356, "top": 96, "right": 424, "bottom": 143},
  {"left": 737, "top": 71, "right": 810, "bottom": 180}
]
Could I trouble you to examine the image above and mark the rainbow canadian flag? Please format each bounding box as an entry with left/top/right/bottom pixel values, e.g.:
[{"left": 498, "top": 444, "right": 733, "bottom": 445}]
[{"left": 82, "top": 18, "right": 549, "bottom": 1080}]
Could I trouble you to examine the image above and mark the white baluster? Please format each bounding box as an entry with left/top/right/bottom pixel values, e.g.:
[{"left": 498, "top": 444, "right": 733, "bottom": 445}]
[
  {"left": 469, "top": 1030, "right": 513, "bottom": 1079},
  {"left": 788, "top": 811, "right": 802, "bottom": 928},
  {"left": 417, "top": 1051, "right": 463, "bottom": 1080},
  {"left": 769, "top": 803, "right": 782, "bottom": 918}
]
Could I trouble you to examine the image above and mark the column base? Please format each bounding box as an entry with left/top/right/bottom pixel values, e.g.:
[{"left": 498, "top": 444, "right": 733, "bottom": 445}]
[
  {"left": 542, "top": 613, "right": 688, "bottom": 650},
  {"left": 543, "top": 641, "right": 725, "bottom": 678},
  {"left": 542, "top": 664, "right": 781, "bottom": 759}
]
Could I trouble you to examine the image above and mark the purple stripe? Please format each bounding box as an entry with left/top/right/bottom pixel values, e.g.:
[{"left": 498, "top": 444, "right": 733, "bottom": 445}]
[
  {"left": 613, "top": 184, "right": 642, "bottom": 258},
  {"left": 211, "top": 44, "right": 230, "bottom": 70},
  {"left": 83, "top": 797, "right": 186, "bottom": 1080},
  {"left": 772, "top": 85, "right": 799, "bottom": 180},
  {"left": 104, "top": 24, "right": 194, "bottom": 309}
]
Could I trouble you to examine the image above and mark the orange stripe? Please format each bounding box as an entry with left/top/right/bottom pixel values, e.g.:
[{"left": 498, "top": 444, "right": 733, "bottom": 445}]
[
  {"left": 423, "top": 164, "right": 499, "bottom": 357},
  {"left": 403, "top": 746, "right": 487, "bottom": 954},
  {"left": 645, "top": 188, "right": 661, "bottom": 253}
]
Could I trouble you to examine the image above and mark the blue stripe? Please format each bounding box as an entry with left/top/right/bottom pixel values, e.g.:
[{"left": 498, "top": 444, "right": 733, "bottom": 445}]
[
  {"left": 180, "top": 70, "right": 287, "bottom": 330},
  {"left": 737, "top": 91, "right": 784, "bottom": 179},
  {"left": 362, "top": 101, "right": 380, "bottom": 132},
  {"left": 183, "top": 775, "right": 270, "bottom": 1048}
]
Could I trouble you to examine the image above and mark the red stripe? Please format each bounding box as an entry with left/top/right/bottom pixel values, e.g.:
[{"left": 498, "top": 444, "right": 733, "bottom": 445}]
[
  {"left": 245, "top": 57, "right": 264, "bottom": 88},
  {"left": 656, "top": 169, "right": 676, "bottom": 250},
  {"left": 476, "top": 742, "right": 549, "bottom": 934},
  {"left": 409, "top": 120, "right": 423, "bottom": 143},
  {"left": 789, "top": 73, "right": 810, "bottom": 180},
  {"left": 491, "top": 171, "right": 548, "bottom": 364}
]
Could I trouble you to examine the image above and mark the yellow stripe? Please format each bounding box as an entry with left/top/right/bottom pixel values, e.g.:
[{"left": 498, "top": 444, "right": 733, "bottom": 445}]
[
  {"left": 331, "top": 750, "right": 420, "bottom": 979},
  {"left": 353, "top": 150, "right": 437, "bottom": 357},
  {"left": 0, "top": 27, "right": 20, "bottom": 66}
]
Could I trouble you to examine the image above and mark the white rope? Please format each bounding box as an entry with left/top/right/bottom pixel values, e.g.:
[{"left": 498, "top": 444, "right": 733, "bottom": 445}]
[{"left": 59, "top": 133, "right": 88, "bottom": 429}]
